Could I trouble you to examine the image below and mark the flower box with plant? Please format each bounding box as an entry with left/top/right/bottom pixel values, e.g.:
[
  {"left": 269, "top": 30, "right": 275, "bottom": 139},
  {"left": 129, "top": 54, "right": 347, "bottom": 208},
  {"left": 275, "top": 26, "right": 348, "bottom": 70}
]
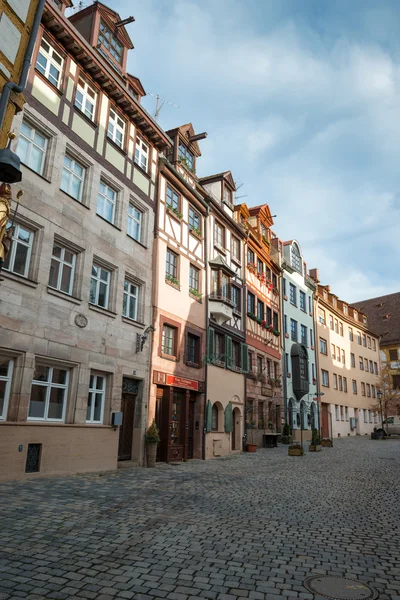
[
  {"left": 189, "top": 288, "right": 202, "bottom": 300},
  {"left": 247, "top": 262, "right": 257, "bottom": 274},
  {"left": 247, "top": 311, "right": 257, "bottom": 321},
  {"left": 288, "top": 444, "right": 304, "bottom": 456},
  {"left": 321, "top": 438, "right": 333, "bottom": 448},
  {"left": 145, "top": 420, "right": 160, "bottom": 467},
  {"left": 262, "top": 234, "right": 270, "bottom": 246},
  {"left": 281, "top": 423, "right": 293, "bottom": 444},
  {"left": 165, "top": 274, "right": 180, "bottom": 287},
  {"left": 189, "top": 225, "right": 202, "bottom": 238},
  {"left": 272, "top": 288, "right": 279, "bottom": 295},
  {"left": 309, "top": 428, "right": 322, "bottom": 452},
  {"left": 272, "top": 329, "right": 280, "bottom": 337},
  {"left": 166, "top": 203, "right": 183, "bottom": 220}
]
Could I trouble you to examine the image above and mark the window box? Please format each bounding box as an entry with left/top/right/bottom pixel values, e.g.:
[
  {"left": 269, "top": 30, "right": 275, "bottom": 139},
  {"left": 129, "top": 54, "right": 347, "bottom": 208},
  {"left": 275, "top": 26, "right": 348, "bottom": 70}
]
[
  {"left": 178, "top": 156, "right": 196, "bottom": 175},
  {"left": 287, "top": 372, "right": 291, "bottom": 378},
  {"left": 313, "top": 378, "right": 317, "bottom": 384},
  {"left": 189, "top": 288, "right": 202, "bottom": 301},
  {"left": 247, "top": 262, "right": 257, "bottom": 274},
  {"left": 272, "top": 329, "right": 280, "bottom": 337},
  {"left": 285, "top": 333, "right": 289, "bottom": 339},
  {"left": 167, "top": 205, "right": 183, "bottom": 221},
  {"left": 284, "top": 295, "right": 288, "bottom": 301},
  {"left": 189, "top": 225, "right": 203, "bottom": 239},
  {"left": 272, "top": 288, "right": 279, "bottom": 296},
  {"left": 231, "top": 366, "right": 242, "bottom": 373},
  {"left": 262, "top": 235, "right": 270, "bottom": 246},
  {"left": 261, "top": 321, "right": 273, "bottom": 332},
  {"left": 165, "top": 274, "right": 180, "bottom": 289}
]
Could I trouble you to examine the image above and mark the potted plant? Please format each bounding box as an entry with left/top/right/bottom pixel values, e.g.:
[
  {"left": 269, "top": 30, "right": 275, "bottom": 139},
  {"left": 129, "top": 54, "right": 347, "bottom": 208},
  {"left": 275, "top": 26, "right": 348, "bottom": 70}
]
[
  {"left": 288, "top": 444, "right": 304, "bottom": 456},
  {"left": 246, "top": 419, "right": 258, "bottom": 452},
  {"left": 281, "top": 422, "right": 293, "bottom": 444},
  {"left": 144, "top": 419, "right": 160, "bottom": 467},
  {"left": 309, "top": 428, "right": 322, "bottom": 452},
  {"left": 321, "top": 438, "right": 333, "bottom": 448}
]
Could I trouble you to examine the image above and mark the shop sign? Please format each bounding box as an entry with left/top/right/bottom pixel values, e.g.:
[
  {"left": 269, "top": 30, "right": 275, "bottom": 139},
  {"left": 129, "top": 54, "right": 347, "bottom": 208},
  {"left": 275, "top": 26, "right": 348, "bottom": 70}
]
[{"left": 153, "top": 371, "right": 200, "bottom": 391}]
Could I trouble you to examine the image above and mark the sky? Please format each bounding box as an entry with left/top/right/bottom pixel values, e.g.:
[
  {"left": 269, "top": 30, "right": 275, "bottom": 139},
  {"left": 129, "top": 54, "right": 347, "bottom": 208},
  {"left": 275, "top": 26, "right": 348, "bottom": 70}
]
[{"left": 113, "top": 0, "right": 400, "bottom": 303}]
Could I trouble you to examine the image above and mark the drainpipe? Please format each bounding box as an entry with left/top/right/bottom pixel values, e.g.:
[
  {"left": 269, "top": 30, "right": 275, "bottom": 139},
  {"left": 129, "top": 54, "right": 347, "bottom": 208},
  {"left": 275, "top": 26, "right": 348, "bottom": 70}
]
[
  {"left": 313, "top": 293, "right": 322, "bottom": 439},
  {"left": 0, "top": 0, "right": 46, "bottom": 132},
  {"left": 202, "top": 200, "right": 210, "bottom": 460},
  {"left": 281, "top": 270, "right": 288, "bottom": 425},
  {"left": 243, "top": 230, "right": 249, "bottom": 451}
]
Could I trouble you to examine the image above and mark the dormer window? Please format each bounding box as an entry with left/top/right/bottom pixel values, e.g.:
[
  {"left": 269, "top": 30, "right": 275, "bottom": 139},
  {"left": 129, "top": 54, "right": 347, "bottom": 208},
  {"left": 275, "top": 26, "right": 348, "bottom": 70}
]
[
  {"left": 223, "top": 186, "right": 232, "bottom": 206},
  {"left": 343, "top": 304, "right": 347, "bottom": 314},
  {"left": 98, "top": 21, "right": 123, "bottom": 64},
  {"left": 178, "top": 143, "right": 194, "bottom": 171},
  {"left": 291, "top": 243, "right": 302, "bottom": 274}
]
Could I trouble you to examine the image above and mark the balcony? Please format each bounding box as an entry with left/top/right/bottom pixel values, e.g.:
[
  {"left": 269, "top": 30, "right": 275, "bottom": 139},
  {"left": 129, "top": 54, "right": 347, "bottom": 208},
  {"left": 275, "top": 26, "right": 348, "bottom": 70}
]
[{"left": 210, "top": 294, "right": 233, "bottom": 325}]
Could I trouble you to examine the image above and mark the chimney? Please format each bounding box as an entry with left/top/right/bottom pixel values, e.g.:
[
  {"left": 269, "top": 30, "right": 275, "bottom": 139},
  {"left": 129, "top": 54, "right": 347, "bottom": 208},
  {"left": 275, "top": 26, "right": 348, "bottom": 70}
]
[{"left": 309, "top": 268, "right": 319, "bottom": 282}]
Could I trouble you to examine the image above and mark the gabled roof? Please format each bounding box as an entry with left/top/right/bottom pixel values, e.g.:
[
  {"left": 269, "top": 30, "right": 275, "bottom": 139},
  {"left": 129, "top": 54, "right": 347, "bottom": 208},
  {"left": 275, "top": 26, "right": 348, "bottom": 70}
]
[
  {"left": 199, "top": 171, "right": 236, "bottom": 191},
  {"left": 127, "top": 74, "right": 146, "bottom": 97},
  {"left": 209, "top": 254, "right": 236, "bottom": 276},
  {"left": 69, "top": 2, "right": 134, "bottom": 49},
  {"left": 166, "top": 123, "right": 202, "bottom": 157},
  {"left": 352, "top": 292, "right": 400, "bottom": 346},
  {"left": 248, "top": 203, "right": 274, "bottom": 226}
]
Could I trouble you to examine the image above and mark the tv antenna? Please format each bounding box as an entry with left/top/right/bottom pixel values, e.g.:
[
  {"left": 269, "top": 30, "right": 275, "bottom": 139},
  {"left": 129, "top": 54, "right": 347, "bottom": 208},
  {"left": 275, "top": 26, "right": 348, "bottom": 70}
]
[
  {"left": 149, "top": 92, "right": 179, "bottom": 121},
  {"left": 234, "top": 181, "right": 247, "bottom": 201},
  {"left": 69, "top": 0, "right": 89, "bottom": 13}
]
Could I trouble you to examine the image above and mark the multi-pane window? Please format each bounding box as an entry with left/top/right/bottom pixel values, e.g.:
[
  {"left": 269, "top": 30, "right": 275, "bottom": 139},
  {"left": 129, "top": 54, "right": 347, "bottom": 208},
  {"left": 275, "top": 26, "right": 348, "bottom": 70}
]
[
  {"left": 178, "top": 143, "right": 194, "bottom": 170},
  {"left": 61, "top": 155, "right": 85, "bottom": 201},
  {"left": 162, "top": 324, "right": 177, "bottom": 356},
  {"left": 349, "top": 327, "right": 353, "bottom": 341},
  {"left": 99, "top": 21, "right": 123, "bottom": 63},
  {"left": 272, "top": 274, "right": 278, "bottom": 289},
  {"left": 211, "top": 404, "right": 218, "bottom": 431},
  {"left": 273, "top": 311, "right": 279, "bottom": 331},
  {"left": 352, "top": 380, "right": 357, "bottom": 394},
  {"left": 232, "top": 286, "right": 240, "bottom": 312},
  {"left": 364, "top": 358, "right": 368, "bottom": 371},
  {"left": 333, "top": 374, "right": 338, "bottom": 390},
  {"left": 344, "top": 377, "right": 348, "bottom": 393},
  {"left": 331, "top": 344, "right": 336, "bottom": 359},
  {"left": 318, "top": 308, "right": 325, "bottom": 324},
  {"left": 374, "top": 362, "right": 378, "bottom": 375},
  {"left": 257, "top": 299, "right": 264, "bottom": 321},
  {"left": 367, "top": 336, "right": 371, "bottom": 349},
  {"left": 3, "top": 223, "right": 33, "bottom": 278},
  {"left": 36, "top": 38, "right": 63, "bottom": 88},
  {"left": 231, "top": 236, "right": 240, "bottom": 262},
  {"left": 257, "top": 258, "right": 263, "bottom": 274},
  {"left": 359, "top": 357, "right": 364, "bottom": 370},
  {"left": 371, "top": 385, "right": 375, "bottom": 398},
  {"left": 299, "top": 291, "right": 306, "bottom": 312},
  {"left": 0, "top": 358, "right": 13, "bottom": 420},
  {"left": 338, "top": 375, "right": 343, "bottom": 391},
  {"left": 366, "top": 384, "right": 371, "bottom": 397},
  {"left": 107, "top": 108, "right": 125, "bottom": 148},
  {"left": 187, "top": 333, "right": 199, "bottom": 364},
  {"left": 75, "top": 77, "right": 97, "bottom": 120},
  {"left": 361, "top": 382, "right": 366, "bottom": 396},
  {"left": 351, "top": 353, "right": 355, "bottom": 367},
  {"left": 166, "top": 249, "right": 178, "bottom": 280},
  {"left": 166, "top": 186, "right": 179, "bottom": 211},
  {"left": 28, "top": 365, "right": 69, "bottom": 421},
  {"left": 127, "top": 204, "right": 143, "bottom": 242},
  {"left": 123, "top": 281, "right": 139, "bottom": 321},
  {"left": 372, "top": 339, "right": 376, "bottom": 351},
  {"left": 363, "top": 409, "right": 367, "bottom": 423},
  {"left": 320, "top": 338, "right": 327, "bottom": 354},
  {"left": 289, "top": 283, "right": 297, "bottom": 306},
  {"left": 337, "top": 346, "right": 341, "bottom": 362},
  {"left": 257, "top": 355, "right": 263, "bottom": 375},
  {"left": 189, "top": 264, "right": 200, "bottom": 292},
  {"left": 362, "top": 334, "right": 367, "bottom": 347},
  {"left": 321, "top": 370, "right": 329, "bottom": 387},
  {"left": 232, "top": 341, "right": 241, "bottom": 369},
  {"left": 48, "top": 244, "right": 76, "bottom": 295},
  {"left": 334, "top": 319, "right": 339, "bottom": 333},
  {"left": 87, "top": 374, "right": 105, "bottom": 423},
  {"left": 247, "top": 292, "right": 255, "bottom": 314},
  {"left": 267, "top": 307, "right": 272, "bottom": 326},
  {"left": 335, "top": 405, "right": 339, "bottom": 420},
  {"left": 97, "top": 181, "right": 116, "bottom": 224},
  {"left": 134, "top": 137, "right": 149, "bottom": 171},
  {"left": 215, "top": 332, "right": 224, "bottom": 360},
  {"left": 357, "top": 332, "right": 362, "bottom": 345},
  {"left": 369, "top": 360, "right": 373, "bottom": 374},
  {"left": 247, "top": 249, "right": 255, "bottom": 264},
  {"left": 340, "top": 405, "right": 344, "bottom": 420},
  {"left": 90, "top": 264, "right": 110, "bottom": 309},
  {"left": 189, "top": 206, "right": 201, "bottom": 233},
  {"left": 290, "top": 319, "right": 298, "bottom": 342},
  {"left": 329, "top": 315, "right": 334, "bottom": 330},
  {"left": 339, "top": 322, "right": 343, "bottom": 336},
  {"left": 17, "top": 121, "right": 47, "bottom": 175},
  {"left": 341, "top": 349, "right": 345, "bottom": 364},
  {"left": 301, "top": 324, "right": 307, "bottom": 345},
  {"left": 214, "top": 222, "right": 224, "bottom": 248},
  {"left": 345, "top": 406, "right": 349, "bottom": 420},
  {"left": 291, "top": 243, "right": 302, "bottom": 273}
]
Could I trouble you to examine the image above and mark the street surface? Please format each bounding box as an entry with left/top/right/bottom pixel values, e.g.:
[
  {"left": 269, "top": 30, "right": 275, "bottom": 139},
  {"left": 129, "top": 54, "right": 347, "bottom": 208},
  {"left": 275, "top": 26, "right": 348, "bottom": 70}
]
[{"left": 0, "top": 437, "right": 399, "bottom": 600}]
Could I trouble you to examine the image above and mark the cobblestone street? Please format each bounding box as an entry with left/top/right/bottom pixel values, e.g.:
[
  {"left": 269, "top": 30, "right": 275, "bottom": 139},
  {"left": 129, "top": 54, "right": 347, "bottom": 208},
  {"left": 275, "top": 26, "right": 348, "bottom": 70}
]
[{"left": 0, "top": 437, "right": 399, "bottom": 600}]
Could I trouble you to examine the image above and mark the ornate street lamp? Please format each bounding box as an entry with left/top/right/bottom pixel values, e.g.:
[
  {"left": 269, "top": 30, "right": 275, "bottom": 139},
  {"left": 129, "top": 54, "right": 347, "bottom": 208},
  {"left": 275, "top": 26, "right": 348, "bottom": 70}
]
[{"left": 377, "top": 390, "right": 383, "bottom": 429}]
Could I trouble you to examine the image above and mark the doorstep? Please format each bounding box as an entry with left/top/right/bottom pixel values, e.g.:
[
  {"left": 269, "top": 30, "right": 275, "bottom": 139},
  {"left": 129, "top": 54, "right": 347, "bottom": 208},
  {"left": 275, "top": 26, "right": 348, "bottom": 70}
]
[{"left": 117, "top": 460, "right": 140, "bottom": 469}]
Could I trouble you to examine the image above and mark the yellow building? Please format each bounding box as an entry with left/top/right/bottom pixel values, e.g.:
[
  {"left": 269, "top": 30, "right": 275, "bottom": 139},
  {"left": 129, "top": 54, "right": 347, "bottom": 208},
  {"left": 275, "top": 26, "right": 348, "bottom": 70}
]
[{"left": 0, "top": 0, "right": 46, "bottom": 147}]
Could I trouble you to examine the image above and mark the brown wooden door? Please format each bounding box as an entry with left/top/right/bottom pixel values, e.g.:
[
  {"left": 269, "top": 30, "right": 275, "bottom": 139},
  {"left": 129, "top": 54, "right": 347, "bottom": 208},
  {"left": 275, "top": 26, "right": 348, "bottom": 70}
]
[
  {"left": 187, "top": 401, "right": 195, "bottom": 459},
  {"left": 321, "top": 404, "right": 329, "bottom": 439},
  {"left": 118, "top": 394, "right": 136, "bottom": 461}
]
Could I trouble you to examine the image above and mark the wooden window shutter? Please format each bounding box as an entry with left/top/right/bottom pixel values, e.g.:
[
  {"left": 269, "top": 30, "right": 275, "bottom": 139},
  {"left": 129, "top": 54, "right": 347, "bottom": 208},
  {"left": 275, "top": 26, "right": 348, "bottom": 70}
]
[
  {"left": 205, "top": 400, "right": 212, "bottom": 433},
  {"left": 225, "top": 336, "right": 232, "bottom": 369},
  {"left": 241, "top": 343, "right": 249, "bottom": 373},
  {"left": 207, "top": 328, "right": 215, "bottom": 362},
  {"left": 225, "top": 403, "right": 233, "bottom": 433}
]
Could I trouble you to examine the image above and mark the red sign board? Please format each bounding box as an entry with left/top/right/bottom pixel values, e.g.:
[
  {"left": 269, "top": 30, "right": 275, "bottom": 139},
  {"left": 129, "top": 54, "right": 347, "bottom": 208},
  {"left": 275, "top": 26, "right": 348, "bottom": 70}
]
[{"left": 165, "top": 374, "right": 199, "bottom": 391}]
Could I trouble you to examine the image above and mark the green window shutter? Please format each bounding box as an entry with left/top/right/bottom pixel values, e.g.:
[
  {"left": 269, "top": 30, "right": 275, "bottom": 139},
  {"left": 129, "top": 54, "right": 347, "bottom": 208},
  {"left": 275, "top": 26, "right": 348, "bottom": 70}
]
[
  {"left": 205, "top": 400, "right": 212, "bottom": 433},
  {"left": 225, "top": 336, "right": 232, "bottom": 369},
  {"left": 225, "top": 404, "right": 233, "bottom": 433},
  {"left": 207, "top": 328, "right": 215, "bottom": 362},
  {"left": 241, "top": 343, "right": 249, "bottom": 373}
]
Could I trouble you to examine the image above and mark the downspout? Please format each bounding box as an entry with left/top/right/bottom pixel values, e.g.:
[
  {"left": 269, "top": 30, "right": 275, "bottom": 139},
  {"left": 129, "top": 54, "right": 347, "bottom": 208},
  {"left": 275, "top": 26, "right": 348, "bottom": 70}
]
[
  {"left": 202, "top": 200, "right": 210, "bottom": 460},
  {"left": 313, "top": 293, "right": 322, "bottom": 439},
  {"left": 0, "top": 0, "right": 47, "bottom": 131},
  {"left": 243, "top": 230, "right": 249, "bottom": 451},
  {"left": 281, "top": 269, "right": 288, "bottom": 424}
]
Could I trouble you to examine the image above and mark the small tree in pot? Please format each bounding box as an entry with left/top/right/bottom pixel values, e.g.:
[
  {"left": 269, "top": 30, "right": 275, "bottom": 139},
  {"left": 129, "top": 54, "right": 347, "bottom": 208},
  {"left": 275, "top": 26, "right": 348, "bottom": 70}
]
[
  {"left": 309, "top": 428, "right": 322, "bottom": 452},
  {"left": 281, "top": 422, "right": 293, "bottom": 444},
  {"left": 145, "top": 420, "right": 160, "bottom": 467}
]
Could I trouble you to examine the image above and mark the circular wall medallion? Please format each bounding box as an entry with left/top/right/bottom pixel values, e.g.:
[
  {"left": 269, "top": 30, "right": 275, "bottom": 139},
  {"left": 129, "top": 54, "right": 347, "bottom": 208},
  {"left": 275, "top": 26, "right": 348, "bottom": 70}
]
[
  {"left": 74, "top": 314, "right": 88, "bottom": 328},
  {"left": 303, "top": 577, "right": 378, "bottom": 600}
]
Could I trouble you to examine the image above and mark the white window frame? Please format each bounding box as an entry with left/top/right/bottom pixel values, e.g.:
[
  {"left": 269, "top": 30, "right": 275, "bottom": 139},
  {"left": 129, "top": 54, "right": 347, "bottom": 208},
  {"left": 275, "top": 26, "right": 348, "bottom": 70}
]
[
  {"left": 134, "top": 136, "right": 149, "bottom": 171},
  {"left": 189, "top": 264, "right": 200, "bottom": 292},
  {"left": 3, "top": 223, "right": 34, "bottom": 279},
  {"left": 36, "top": 38, "right": 64, "bottom": 88},
  {"left": 90, "top": 264, "right": 111, "bottom": 309},
  {"left": 28, "top": 365, "right": 69, "bottom": 422},
  {"left": 17, "top": 121, "right": 48, "bottom": 175},
  {"left": 123, "top": 280, "right": 139, "bottom": 321},
  {"left": 75, "top": 77, "right": 97, "bottom": 121},
  {"left": 61, "top": 154, "right": 86, "bottom": 202},
  {"left": 97, "top": 181, "right": 117, "bottom": 224},
  {"left": 321, "top": 370, "right": 329, "bottom": 387},
  {"left": 48, "top": 243, "right": 77, "bottom": 296},
  {"left": 127, "top": 203, "right": 143, "bottom": 243},
  {"left": 86, "top": 373, "right": 106, "bottom": 424},
  {"left": 0, "top": 359, "right": 14, "bottom": 420},
  {"left": 107, "top": 108, "right": 125, "bottom": 148}
]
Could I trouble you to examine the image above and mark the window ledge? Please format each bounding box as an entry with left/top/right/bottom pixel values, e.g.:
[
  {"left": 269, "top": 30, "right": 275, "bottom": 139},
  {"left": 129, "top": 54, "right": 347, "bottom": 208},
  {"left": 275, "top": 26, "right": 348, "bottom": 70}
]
[
  {"left": 73, "top": 105, "right": 98, "bottom": 129},
  {"left": 160, "top": 354, "right": 178, "bottom": 362},
  {"left": 231, "top": 257, "right": 242, "bottom": 267},
  {"left": 121, "top": 316, "right": 145, "bottom": 329},
  {"left": 88, "top": 303, "right": 117, "bottom": 318},
  {"left": 126, "top": 233, "right": 148, "bottom": 249},
  {"left": 0, "top": 271, "right": 38, "bottom": 288},
  {"left": 165, "top": 278, "right": 181, "bottom": 291},
  {"left": 189, "top": 228, "right": 203, "bottom": 241},
  {"left": 185, "top": 361, "right": 201, "bottom": 369},
  {"left": 134, "top": 161, "right": 151, "bottom": 180},
  {"left": 47, "top": 287, "right": 82, "bottom": 304},
  {"left": 189, "top": 292, "right": 202, "bottom": 303},
  {"left": 60, "top": 188, "right": 90, "bottom": 209},
  {"left": 106, "top": 136, "right": 127, "bottom": 156},
  {"left": 21, "top": 162, "right": 51, "bottom": 183},
  {"left": 214, "top": 244, "right": 226, "bottom": 255},
  {"left": 96, "top": 213, "right": 122, "bottom": 231},
  {"left": 34, "top": 68, "right": 64, "bottom": 97},
  {"left": 166, "top": 206, "right": 183, "bottom": 222}
]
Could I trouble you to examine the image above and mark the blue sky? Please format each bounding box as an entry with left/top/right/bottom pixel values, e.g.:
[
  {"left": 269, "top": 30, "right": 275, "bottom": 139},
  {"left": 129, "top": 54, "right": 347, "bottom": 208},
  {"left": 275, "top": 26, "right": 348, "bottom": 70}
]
[{"left": 114, "top": 0, "right": 399, "bottom": 303}]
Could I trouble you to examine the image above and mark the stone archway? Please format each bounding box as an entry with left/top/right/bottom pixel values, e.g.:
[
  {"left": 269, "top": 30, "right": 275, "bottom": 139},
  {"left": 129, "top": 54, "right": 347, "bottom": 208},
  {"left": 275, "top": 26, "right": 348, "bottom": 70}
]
[{"left": 232, "top": 406, "right": 241, "bottom": 451}]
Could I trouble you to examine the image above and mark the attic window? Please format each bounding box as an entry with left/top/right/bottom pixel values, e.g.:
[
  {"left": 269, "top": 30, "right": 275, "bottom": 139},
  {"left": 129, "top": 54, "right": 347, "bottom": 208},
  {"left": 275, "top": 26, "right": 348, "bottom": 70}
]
[
  {"left": 98, "top": 21, "right": 123, "bottom": 64},
  {"left": 178, "top": 143, "right": 194, "bottom": 171},
  {"left": 291, "top": 243, "right": 302, "bottom": 274},
  {"left": 223, "top": 186, "right": 232, "bottom": 206}
]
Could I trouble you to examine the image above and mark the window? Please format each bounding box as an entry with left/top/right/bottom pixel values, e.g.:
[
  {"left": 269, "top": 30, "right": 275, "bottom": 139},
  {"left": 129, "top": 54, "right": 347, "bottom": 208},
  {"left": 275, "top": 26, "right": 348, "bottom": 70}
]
[
  {"left": 28, "top": 365, "right": 69, "bottom": 421},
  {"left": 374, "top": 362, "right": 378, "bottom": 375},
  {"left": 359, "top": 357, "right": 364, "bottom": 370},
  {"left": 3, "top": 223, "right": 33, "bottom": 278},
  {"left": 284, "top": 354, "right": 289, "bottom": 375},
  {"left": 337, "top": 346, "right": 341, "bottom": 362},
  {"left": 189, "top": 206, "right": 201, "bottom": 233},
  {"left": 48, "top": 243, "right": 76, "bottom": 295},
  {"left": 232, "top": 286, "right": 241, "bottom": 313},
  {"left": 273, "top": 312, "right": 279, "bottom": 331},
  {"left": 289, "top": 283, "right": 297, "bottom": 306},
  {"left": 165, "top": 187, "right": 180, "bottom": 212},
  {"left": 335, "top": 405, "right": 339, "bottom": 420},
  {"left": 107, "top": 108, "right": 125, "bottom": 148},
  {"left": 349, "top": 327, "right": 353, "bottom": 341},
  {"left": 345, "top": 406, "right": 349, "bottom": 420},
  {"left": 352, "top": 380, "right": 357, "bottom": 394},
  {"left": 362, "top": 334, "right": 366, "bottom": 347},
  {"left": 351, "top": 353, "right": 355, "bottom": 367},
  {"left": 258, "top": 401, "right": 265, "bottom": 429},
  {"left": 284, "top": 315, "right": 288, "bottom": 335},
  {"left": 162, "top": 324, "right": 177, "bottom": 356},
  {"left": 291, "top": 243, "right": 302, "bottom": 273},
  {"left": 257, "top": 258, "right": 263, "bottom": 274},
  {"left": 274, "top": 362, "right": 279, "bottom": 379},
  {"left": 320, "top": 338, "right": 327, "bottom": 355},
  {"left": 341, "top": 349, "right": 345, "bottom": 364},
  {"left": 338, "top": 375, "right": 342, "bottom": 391},
  {"left": 212, "top": 404, "right": 218, "bottom": 431},
  {"left": 364, "top": 358, "right": 368, "bottom": 371},
  {"left": 17, "top": 121, "right": 47, "bottom": 175},
  {"left": 301, "top": 324, "right": 307, "bottom": 345},
  {"left": 309, "top": 296, "right": 312, "bottom": 314},
  {"left": 339, "top": 322, "right": 343, "bottom": 336},
  {"left": 361, "top": 382, "right": 365, "bottom": 396},
  {"left": 75, "top": 77, "right": 97, "bottom": 120},
  {"left": 366, "top": 384, "right": 371, "bottom": 397},
  {"left": 369, "top": 410, "right": 373, "bottom": 423},
  {"left": 369, "top": 360, "right": 373, "bottom": 374},
  {"left": 232, "top": 341, "right": 241, "bottom": 369},
  {"left": 393, "top": 375, "right": 400, "bottom": 390},
  {"left": 248, "top": 351, "right": 253, "bottom": 372},
  {"left": 343, "top": 377, "right": 347, "bottom": 393},
  {"left": 166, "top": 249, "right": 178, "bottom": 281},
  {"left": 257, "top": 299, "right": 264, "bottom": 321},
  {"left": 321, "top": 370, "right": 329, "bottom": 387},
  {"left": 99, "top": 20, "right": 123, "bottom": 63},
  {"left": 223, "top": 186, "right": 232, "bottom": 206},
  {"left": 189, "top": 264, "right": 200, "bottom": 293},
  {"left": 247, "top": 249, "right": 255, "bottom": 264},
  {"left": 90, "top": 264, "right": 111, "bottom": 309},
  {"left": 97, "top": 181, "right": 116, "bottom": 224},
  {"left": 87, "top": 374, "right": 106, "bottom": 424},
  {"left": 127, "top": 204, "right": 143, "bottom": 242},
  {"left": 36, "top": 38, "right": 63, "bottom": 88},
  {"left": 215, "top": 332, "right": 224, "bottom": 360},
  {"left": 61, "top": 155, "right": 86, "bottom": 201},
  {"left": 371, "top": 385, "right": 375, "bottom": 398},
  {"left": 272, "top": 273, "right": 278, "bottom": 289},
  {"left": 367, "top": 336, "right": 371, "bottom": 349},
  {"left": 214, "top": 222, "right": 224, "bottom": 248},
  {"left": 333, "top": 374, "right": 338, "bottom": 390},
  {"left": 0, "top": 358, "right": 13, "bottom": 420},
  {"left": 334, "top": 319, "right": 339, "bottom": 334},
  {"left": 247, "top": 292, "right": 255, "bottom": 315},
  {"left": 257, "top": 356, "right": 263, "bottom": 375},
  {"left": 178, "top": 143, "right": 194, "bottom": 170},
  {"left": 363, "top": 409, "right": 367, "bottom": 423},
  {"left": 329, "top": 315, "right": 334, "bottom": 330},
  {"left": 290, "top": 319, "right": 298, "bottom": 342},
  {"left": 357, "top": 332, "right": 362, "bottom": 345},
  {"left": 389, "top": 349, "right": 398, "bottom": 361},
  {"left": 372, "top": 339, "right": 376, "bottom": 351},
  {"left": 312, "top": 363, "right": 315, "bottom": 381},
  {"left": 318, "top": 308, "right": 325, "bottom": 325},
  {"left": 231, "top": 236, "right": 240, "bottom": 262},
  {"left": 340, "top": 405, "right": 344, "bottom": 420},
  {"left": 267, "top": 307, "right": 272, "bottom": 326},
  {"left": 331, "top": 344, "right": 336, "bottom": 359},
  {"left": 299, "top": 291, "right": 306, "bottom": 312},
  {"left": 187, "top": 333, "right": 200, "bottom": 365},
  {"left": 133, "top": 136, "right": 149, "bottom": 171},
  {"left": 343, "top": 305, "right": 347, "bottom": 314},
  {"left": 123, "top": 280, "right": 139, "bottom": 321}
]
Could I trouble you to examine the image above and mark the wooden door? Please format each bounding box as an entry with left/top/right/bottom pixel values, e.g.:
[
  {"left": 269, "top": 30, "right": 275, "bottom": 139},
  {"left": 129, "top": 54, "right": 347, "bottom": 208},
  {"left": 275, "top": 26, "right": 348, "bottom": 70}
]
[
  {"left": 187, "top": 401, "right": 195, "bottom": 459},
  {"left": 118, "top": 393, "right": 136, "bottom": 461},
  {"left": 321, "top": 403, "right": 329, "bottom": 439}
]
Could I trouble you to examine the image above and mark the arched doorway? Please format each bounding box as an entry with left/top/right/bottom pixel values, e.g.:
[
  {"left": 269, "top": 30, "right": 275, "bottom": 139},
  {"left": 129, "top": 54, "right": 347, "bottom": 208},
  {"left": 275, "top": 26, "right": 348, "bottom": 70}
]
[{"left": 232, "top": 407, "right": 241, "bottom": 450}]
